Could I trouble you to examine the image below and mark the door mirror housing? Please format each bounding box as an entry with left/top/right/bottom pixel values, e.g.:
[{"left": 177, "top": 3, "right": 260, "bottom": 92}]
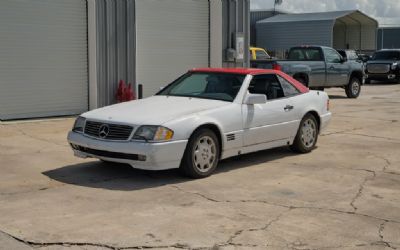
[
  {"left": 340, "top": 56, "right": 347, "bottom": 63},
  {"left": 244, "top": 93, "right": 267, "bottom": 105}
]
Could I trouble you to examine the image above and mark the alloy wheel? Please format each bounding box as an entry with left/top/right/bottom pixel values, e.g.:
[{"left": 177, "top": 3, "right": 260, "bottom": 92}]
[{"left": 192, "top": 135, "right": 217, "bottom": 173}]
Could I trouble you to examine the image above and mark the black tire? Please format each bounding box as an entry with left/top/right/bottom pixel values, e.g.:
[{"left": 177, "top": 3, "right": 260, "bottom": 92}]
[
  {"left": 345, "top": 77, "right": 361, "bottom": 98},
  {"left": 180, "top": 128, "right": 220, "bottom": 178},
  {"left": 290, "top": 114, "right": 319, "bottom": 153}
]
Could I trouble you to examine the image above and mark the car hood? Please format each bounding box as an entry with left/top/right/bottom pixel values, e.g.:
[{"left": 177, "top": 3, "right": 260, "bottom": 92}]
[{"left": 82, "top": 95, "right": 229, "bottom": 125}]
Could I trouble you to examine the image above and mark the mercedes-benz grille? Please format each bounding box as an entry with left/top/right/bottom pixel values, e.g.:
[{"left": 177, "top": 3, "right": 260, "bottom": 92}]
[{"left": 84, "top": 121, "right": 133, "bottom": 141}]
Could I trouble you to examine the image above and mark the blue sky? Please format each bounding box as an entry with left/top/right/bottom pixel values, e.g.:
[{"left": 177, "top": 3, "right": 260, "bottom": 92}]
[{"left": 250, "top": 0, "right": 400, "bottom": 26}]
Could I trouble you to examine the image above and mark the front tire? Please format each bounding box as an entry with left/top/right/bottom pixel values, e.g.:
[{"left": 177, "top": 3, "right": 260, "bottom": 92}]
[
  {"left": 345, "top": 77, "right": 361, "bottom": 98},
  {"left": 290, "top": 114, "right": 319, "bottom": 153},
  {"left": 180, "top": 128, "right": 220, "bottom": 178}
]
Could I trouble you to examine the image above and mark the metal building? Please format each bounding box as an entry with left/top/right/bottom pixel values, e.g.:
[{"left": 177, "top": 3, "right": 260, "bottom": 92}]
[
  {"left": 0, "top": 0, "right": 250, "bottom": 120},
  {"left": 256, "top": 10, "right": 378, "bottom": 54},
  {"left": 377, "top": 27, "right": 400, "bottom": 50},
  {"left": 250, "top": 9, "right": 286, "bottom": 46}
]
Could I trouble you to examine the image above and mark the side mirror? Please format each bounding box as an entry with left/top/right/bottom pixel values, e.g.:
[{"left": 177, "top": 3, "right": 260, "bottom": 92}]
[
  {"left": 340, "top": 57, "right": 347, "bottom": 63},
  {"left": 244, "top": 93, "right": 267, "bottom": 105}
]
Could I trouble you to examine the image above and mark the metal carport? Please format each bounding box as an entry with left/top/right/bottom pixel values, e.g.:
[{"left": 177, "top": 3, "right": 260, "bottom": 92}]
[{"left": 256, "top": 10, "right": 378, "bottom": 54}]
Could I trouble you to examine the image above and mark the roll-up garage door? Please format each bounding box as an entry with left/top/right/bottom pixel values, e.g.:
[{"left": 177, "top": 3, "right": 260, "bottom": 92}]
[
  {"left": 0, "top": 0, "right": 88, "bottom": 120},
  {"left": 136, "top": 0, "right": 209, "bottom": 97}
]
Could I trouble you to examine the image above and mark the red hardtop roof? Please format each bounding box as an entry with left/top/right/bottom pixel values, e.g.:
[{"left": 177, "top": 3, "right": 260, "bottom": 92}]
[
  {"left": 190, "top": 67, "right": 309, "bottom": 94},
  {"left": 190, "top": 68, "right": 277, "bottom": 75}
]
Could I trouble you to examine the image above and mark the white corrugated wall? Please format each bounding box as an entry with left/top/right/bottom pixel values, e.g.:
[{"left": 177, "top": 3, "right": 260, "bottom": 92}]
[
  {"left": 0, "top": 0, "right": 88, "bottom": 120},
  {"left": 135, "top": 0, "right": 210, "bottom": 98}
]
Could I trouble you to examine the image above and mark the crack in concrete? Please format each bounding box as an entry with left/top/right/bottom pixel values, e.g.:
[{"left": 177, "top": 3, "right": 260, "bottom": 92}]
[
  {"left": 372, "top": 154, "right": 392, "bottom": 173},
  {"left": 0, "top": 229, "right": 193, "bottom": 250},
  {"left": 376, "top": 221, "right": 397, "bottom": 250},
  {"left": 170, "top": 185, "right": 400, "bottom": 225},
  {"left": 215, "top": 209, "right": 290, "bottom": 249},
  {"left": 322, "top": 127, "right": 400, "bottom": 143},
  {"left": 350, "top": 170, "right": 376, "bottom": 211},
  {"left": 170, "top": 185, "right": 220, "bottom": 202},
  {"left": 341, "top": 132, "right": 400, "bottom": 143},
  {"left": 333, "top": 114, "right": 400, "bottom": 123},
  {"left": 320, "top": 127, "right": 362, "bottom": 137}
]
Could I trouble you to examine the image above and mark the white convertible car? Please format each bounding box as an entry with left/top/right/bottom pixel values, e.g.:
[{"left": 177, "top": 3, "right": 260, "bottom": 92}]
[{"left": 68, "top": 68, "right": 331, "bottom": 178}]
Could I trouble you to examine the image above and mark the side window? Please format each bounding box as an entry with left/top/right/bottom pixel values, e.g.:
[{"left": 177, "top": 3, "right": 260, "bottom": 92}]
[
  {"left": 288, "top": 49, "right": 305, "bottom": 60},
  {"left": 277, "top": 75, "right": 300, "bottom": 97},
  {"left": 248, "top": 74, "right": 285, "bottom": 100},
  {"left": 324, "top": 48, "right": 342, "bottom": 63},
  {"left": 304, "top": 49, "right": 322, "bottom": 61}
]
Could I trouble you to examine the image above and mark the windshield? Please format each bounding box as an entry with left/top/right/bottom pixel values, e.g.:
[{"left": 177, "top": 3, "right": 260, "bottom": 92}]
[
  {"left": 373, "top": 51, "right": 400, "bottom": 60},
  {"left": 157, "top": 72, "right": 246, "bottom": 102}
]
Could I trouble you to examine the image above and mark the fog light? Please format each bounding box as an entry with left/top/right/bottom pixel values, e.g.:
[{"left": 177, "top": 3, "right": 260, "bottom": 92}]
[{"left": 138, "top": 155, "right": 146, "bottom": 161}]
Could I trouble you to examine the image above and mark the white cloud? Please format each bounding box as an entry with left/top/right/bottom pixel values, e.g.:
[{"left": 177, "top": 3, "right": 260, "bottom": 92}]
[{"left": 250, "top": 0, "right": 400, "bottom": 19}]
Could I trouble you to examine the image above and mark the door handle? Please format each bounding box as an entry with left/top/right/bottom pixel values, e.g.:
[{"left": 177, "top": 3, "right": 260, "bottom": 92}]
[
  {"left": 284, "top": 105, "right": 294, "bottom": 111},
  {"left": 329, "top": 66, "right": 335, "bottom": 70}
]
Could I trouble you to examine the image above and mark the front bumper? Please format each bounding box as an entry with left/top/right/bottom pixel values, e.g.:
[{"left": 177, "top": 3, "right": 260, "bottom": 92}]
[
  {"left": 320, "top": 112, "right": 332, "bottom": 132},
  {"left": 67, "top": 131, "right": 188, "bottom": 170},
  {"left": 366, "top": 73, "right": 399, "bottom": 81}
]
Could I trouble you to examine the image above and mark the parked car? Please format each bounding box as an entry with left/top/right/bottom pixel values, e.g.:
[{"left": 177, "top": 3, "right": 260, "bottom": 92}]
[
  {"left": 365, "top": 49, "right": 400, "bottom": 84},
  {"left": 337, "top": 49, "right": 366, "bottom": 80},
  {"left": 337, "top": 49, "right": 364, "bottom": 63},
  {"left": 68, "top": 68, "right": 331, "bottom": 178},
  {"left": 251, "top": 46, "right": 364, "bottom": 98},
  {"left": 250, "top": 47, "right": 272, "bottom": 60}
]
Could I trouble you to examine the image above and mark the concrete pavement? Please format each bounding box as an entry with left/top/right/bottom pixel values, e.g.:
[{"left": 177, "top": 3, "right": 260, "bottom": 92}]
[{"left": 0, "top": 83, "right": 399, "bottom": 249}]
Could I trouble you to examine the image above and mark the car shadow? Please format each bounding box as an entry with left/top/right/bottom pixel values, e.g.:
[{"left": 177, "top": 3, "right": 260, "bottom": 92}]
[
  {"left": 43, "top": 147, "right": 296, "bottom": 191},
  {"left": 367, "top": 81, "right": 399, "bottom": 86},
  {"left": 328, "top": 95, "right": 348, "bottom": 99}
]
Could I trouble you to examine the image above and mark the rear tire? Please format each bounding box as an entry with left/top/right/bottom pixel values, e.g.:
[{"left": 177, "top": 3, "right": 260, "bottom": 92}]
[
  {"left": 345, "top": 77, "right": 361, "bottom": 98},
  {"left": 290, "top": 114, "right": 319, "bottom": 153},
  {"left": 180, "top": 128, "right": 220, "bottom": 178}
]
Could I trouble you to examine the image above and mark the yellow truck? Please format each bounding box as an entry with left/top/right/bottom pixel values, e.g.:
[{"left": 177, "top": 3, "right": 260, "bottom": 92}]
[{"left": 250, "top": 47, "right": 271, "bottom": 60}]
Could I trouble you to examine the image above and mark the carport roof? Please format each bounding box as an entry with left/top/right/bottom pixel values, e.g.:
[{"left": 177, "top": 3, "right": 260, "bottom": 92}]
[{"left": 258, "top": 10, "right": 378, "bottom": 26}]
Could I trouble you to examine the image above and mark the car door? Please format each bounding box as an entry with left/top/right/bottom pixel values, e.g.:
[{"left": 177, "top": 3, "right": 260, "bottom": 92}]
[
  {"left": 324, "top": 48, "right": 350, "bottom": 86},
  {"left": 242, "top": 74, "right": 298, "bottom": 146}
]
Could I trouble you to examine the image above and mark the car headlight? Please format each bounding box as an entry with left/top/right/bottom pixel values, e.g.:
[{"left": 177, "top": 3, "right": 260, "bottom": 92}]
[
  {"left": 72, "top": 116, "right": 86, "bottom": 133},
  {"left": 132, "top": 125, "right": 174, "bottom": 142},
  {"left": 391, "top": 62, "right": 398, "bottom": 70}
]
